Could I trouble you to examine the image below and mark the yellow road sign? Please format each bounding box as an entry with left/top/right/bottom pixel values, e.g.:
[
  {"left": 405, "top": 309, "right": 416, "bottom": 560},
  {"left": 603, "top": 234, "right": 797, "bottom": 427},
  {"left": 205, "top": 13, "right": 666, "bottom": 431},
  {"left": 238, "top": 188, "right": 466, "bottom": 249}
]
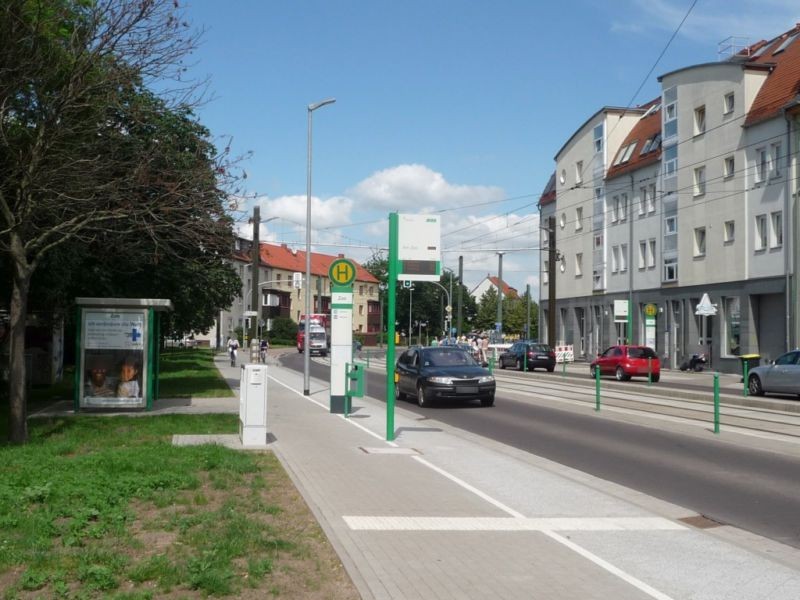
[
  {"left": 645, "top": 303, "right": 658, "bottom": 318},
  {"left": 329, "top": 258, "right": 356, "bottom": 286}
]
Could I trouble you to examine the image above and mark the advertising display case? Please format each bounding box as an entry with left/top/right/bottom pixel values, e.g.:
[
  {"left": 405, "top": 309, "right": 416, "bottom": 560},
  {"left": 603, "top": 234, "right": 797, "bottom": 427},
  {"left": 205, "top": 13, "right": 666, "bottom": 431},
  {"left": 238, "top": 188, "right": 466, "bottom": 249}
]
[{"left": 74, "top": 298, "right": 172, "bottom": 411}]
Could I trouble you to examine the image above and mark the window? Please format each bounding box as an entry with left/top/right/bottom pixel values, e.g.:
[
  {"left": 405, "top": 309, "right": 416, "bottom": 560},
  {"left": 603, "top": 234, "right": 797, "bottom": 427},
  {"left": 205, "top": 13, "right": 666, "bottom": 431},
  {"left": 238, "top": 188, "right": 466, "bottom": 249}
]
[
  {"left": 559, "top": 212, "right": 567, "bottom": 229},
  {"left": 755, "top": 147, "right": 767, "bottom": 183},
  {"left": 542, "top": 271, "right": 548, "bottom": 285},
  {"left": 611, "top": 195, "right": 620, "bottom": 223},
  {"left": 611, "top": 245, "right": 619, "bottom": 272},
  {"left": 639, "top": 187, "right": 647, "bottom": 216},
  {"left": 359, "top": 285, "right": 365, "bottom": 295},
  {"left": 592, "top": 269, "right": 602, "bottom": 290},
  {"left": 724, "top": 156, "right": 735, "bottom": 178},
  {"left": 724, "top": 220, "right": 735, "bottom": 243},
  {"left": 276, "top": 273, "right": 282, "bottom": 285},
  {"left": 647, "top": 183, "right": 656, "bottom": 213},
  {"left": 665, "top": 216, "right": 677, "bottom": 235},
  {"left": 575, "top": 161, "right": 583, "bottom": 184},
  {"left": 693, "top": 166, "right": 706, "bottom": 196},
  {"left": 593, "top": 124, "right": 603, "bottom": 154},
  {"left": 594, "top": 234, "right": 603, "bottom": 249},
  {"left": 770, "top": 142, "right": 782, "bottom": 177},
  {"left": 771, "top": 211, "right": 783, "bottom": 248},
  {"left": 693, "top": 227, "right": 706, "bottom": 257},
  {"left": 638, "top": 241, "right": 647, "bottom": 269},
  {"left": 755, "top": 214, "right": 767, "bottom": 251},
  {"left": 620, "top": 193, "right": 628, "bottom": 221},
  {"left": 575, "top": 207, "right": 583, "bottom": 231},
  {"left": 647, "top": 239, "right": 656, "bottom": 268},
  {"left": 542, "top": 227, "right": 549, "bottom": 247},
  {"left": 663, "top": 144, "right": 677, "bottom": 177},
  {"left": 694, "top": 106, "right": 706, "bottom": 135},
  {"left": 358, "top": 305, "right": 364, "bottom": 316},
  {"left": 620, "top": 244, "right": 628, "bottom": 272},
  {"left": 575, "top": 253, "right": 583, "bottom": 277},
  {"left": 724, "top": 92, "right": 734, "bottom": 114},
  {"left": 663, "top": 256, "right": 677, "bottom": 282},
  {"left": 723, "top": 297, "right": 741, "bottom": 356}
]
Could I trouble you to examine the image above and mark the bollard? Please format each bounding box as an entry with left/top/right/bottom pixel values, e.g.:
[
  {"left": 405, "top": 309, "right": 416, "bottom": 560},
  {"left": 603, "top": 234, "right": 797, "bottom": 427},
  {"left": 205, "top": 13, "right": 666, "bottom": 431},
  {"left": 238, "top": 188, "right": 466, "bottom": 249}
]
[
  {"left": 713, "top": 372, "right": 720, "bottom": 434},
  {"left": 595, "top": 365, "right": 601, "bottom": 411},
  {"left": 523, "top": 352, "right": 527, "bottom": 372},
  {"left": 743, "top": 360, "right": 749, "bottom": 397},
  {"left": 647, "top": 357, "right": 652, "bottom": 386},
  {"left": 488, "top": 355, "right": 495, "bottom": 374}
]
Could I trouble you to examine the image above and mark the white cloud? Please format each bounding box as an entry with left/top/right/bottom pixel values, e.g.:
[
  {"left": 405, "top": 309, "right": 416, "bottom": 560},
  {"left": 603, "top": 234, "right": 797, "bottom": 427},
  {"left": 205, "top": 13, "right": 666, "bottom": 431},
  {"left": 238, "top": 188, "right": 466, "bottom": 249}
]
[
  {"left": 348, "top": 164, "right": 505, "bottom": 210},
  {"left": 617, "top": 0, "right": 800, "bottom": 44}
]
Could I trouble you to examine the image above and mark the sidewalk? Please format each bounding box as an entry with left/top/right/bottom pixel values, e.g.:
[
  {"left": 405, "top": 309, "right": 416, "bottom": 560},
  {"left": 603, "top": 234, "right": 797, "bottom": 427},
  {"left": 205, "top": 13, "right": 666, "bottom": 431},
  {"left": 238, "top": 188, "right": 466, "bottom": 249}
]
[{"left": 210, "top": 351, "right": 800, "bottom": 599}]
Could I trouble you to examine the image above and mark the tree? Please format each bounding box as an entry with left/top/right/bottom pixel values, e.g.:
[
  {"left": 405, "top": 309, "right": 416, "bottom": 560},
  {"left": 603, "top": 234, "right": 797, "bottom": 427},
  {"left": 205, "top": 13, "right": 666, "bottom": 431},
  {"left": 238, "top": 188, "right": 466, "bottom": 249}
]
[
  {"left": 0, "top": 0, "right": 237, "bottom": 443},
  {"left": 475, "top": 287, "right": 499, "bottom": 332}
]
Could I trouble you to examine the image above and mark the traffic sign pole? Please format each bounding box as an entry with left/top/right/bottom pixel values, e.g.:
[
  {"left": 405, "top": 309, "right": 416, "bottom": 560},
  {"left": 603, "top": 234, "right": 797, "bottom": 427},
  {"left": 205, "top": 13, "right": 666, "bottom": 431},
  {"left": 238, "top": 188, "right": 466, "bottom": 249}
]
[{"left": 386, "top": 213, "right": 399, "bottom": 441}]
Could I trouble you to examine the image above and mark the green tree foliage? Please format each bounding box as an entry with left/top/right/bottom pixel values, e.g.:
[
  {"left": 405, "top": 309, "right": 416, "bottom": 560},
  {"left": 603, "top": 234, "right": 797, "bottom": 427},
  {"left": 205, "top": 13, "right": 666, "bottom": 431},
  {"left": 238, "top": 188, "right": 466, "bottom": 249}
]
[
  {"left": 0, "top": 0, "right": 240, "bottom": 443},
  {"left": 269, "top": 317, "right": 297, "bottom": 342}
]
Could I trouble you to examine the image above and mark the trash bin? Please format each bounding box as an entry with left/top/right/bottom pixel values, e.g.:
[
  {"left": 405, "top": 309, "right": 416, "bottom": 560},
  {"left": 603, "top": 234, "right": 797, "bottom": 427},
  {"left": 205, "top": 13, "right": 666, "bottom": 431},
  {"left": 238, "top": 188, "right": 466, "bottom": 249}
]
[{"left": 739, "top": 354, "right": 760, "bottom": 382}]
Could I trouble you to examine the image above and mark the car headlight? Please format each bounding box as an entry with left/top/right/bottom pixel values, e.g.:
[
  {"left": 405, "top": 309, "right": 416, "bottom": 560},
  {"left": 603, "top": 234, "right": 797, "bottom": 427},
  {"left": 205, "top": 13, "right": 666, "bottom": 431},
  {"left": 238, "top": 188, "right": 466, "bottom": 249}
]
[
  {"left": 478, "top": 375, "right": 495, "bottom": 383},
  {"left": 427, "top": 376, "right": 454, "bottom": 384}
]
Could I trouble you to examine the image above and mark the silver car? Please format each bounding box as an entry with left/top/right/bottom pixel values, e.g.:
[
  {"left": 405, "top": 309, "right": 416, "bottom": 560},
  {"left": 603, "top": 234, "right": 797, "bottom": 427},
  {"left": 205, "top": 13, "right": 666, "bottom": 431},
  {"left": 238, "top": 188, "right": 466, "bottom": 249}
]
[{"left": 747, "top": 350, "right": 800, "bottom": 397}]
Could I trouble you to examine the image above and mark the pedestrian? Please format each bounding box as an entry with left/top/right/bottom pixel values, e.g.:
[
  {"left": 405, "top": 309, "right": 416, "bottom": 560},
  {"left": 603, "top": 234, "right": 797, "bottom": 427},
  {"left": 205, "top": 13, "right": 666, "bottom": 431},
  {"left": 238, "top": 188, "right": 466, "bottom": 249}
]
[
  {"left": 259, "top": 338, "right": 269, "bottom": 363},
  {"left": 480, "top": 335, "right": 489, "bottom": 364}
]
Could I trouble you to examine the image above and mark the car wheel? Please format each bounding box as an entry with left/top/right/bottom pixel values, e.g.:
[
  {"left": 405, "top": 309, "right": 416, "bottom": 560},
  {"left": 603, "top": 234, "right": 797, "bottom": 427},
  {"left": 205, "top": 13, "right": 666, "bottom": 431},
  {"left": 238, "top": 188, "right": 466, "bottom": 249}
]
[
  {"left": 546, "top": 366, "right": 554, "bottom": 373},
  {"left": 499, "top": 358, "right": 506, "bottom": 369},
  {"left": 417, "top": 384, "right": 431, "bottom": 407},
  {"left": 481, "top": 395, "right": 495, "bottom": 407},
  {"left": 395, "top": 384, "right": 406, "bottom": 401},
  {"left": 651, "top": 374, "right": 660, "bottom": 383},
  {"left": 748, "top": 374, "right": 764, "bottom": 396},
  {"left": 615, "top": 366, "right": 628, "bottom": 381},
  {"left": 589, "top": 365, "right": 597, "bottom": 378}
]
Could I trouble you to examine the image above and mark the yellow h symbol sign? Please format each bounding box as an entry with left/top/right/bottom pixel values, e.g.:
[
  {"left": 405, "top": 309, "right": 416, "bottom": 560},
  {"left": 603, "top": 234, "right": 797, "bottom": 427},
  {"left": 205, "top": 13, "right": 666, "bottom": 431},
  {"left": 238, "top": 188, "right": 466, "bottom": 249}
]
[{"left": 335, "top": 263, "right": 350, "bottom": 281}]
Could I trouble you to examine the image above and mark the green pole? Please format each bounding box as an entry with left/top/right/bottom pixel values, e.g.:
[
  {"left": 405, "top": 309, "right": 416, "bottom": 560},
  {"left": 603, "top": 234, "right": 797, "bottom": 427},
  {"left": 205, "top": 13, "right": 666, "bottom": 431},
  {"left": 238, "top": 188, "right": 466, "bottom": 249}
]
[
  {"left": 345, "top": 363, "right": 351, "bottom": 419},
  {"left": 386, "top": 213, "right": 399, "bottom": 441},
  {"left": 743, "top": 360, "right": 749, "bottom": 397},
  {"left": 647, "top": 357, "right": 652, "bottom": 386},
  {"left": 713, "top": 372, "right": 720, "bottom": 434},
  {"left": 595, "top": 364, "right": 601, "bottom": 411},
  {"left": 523, "top": 350, "right": 527, "bottom": 372}
]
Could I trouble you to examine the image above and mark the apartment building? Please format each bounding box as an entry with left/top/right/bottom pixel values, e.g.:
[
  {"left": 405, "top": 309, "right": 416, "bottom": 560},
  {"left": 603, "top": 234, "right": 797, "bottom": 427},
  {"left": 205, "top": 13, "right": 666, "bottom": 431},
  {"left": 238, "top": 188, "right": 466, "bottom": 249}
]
[
  {"left": 207, "top": 239, "right": 380, "bottom": 346},
  {"left": 539, "top": 25, "right": 800, "bottom": 373}
]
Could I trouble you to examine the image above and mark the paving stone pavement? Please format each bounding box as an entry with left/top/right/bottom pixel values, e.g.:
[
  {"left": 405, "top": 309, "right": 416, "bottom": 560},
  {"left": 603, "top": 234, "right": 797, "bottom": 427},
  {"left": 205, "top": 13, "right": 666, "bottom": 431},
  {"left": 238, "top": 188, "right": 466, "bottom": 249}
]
[{"left": 36, "top": 349, "right": 800, "bottom": 599}]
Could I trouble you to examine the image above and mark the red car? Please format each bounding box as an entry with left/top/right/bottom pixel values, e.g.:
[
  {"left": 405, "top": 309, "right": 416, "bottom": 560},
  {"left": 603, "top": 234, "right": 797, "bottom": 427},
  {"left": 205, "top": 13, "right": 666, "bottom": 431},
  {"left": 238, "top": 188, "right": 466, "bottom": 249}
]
[{"left": 590, "top": 345, "right": 660, "bottom": 382}]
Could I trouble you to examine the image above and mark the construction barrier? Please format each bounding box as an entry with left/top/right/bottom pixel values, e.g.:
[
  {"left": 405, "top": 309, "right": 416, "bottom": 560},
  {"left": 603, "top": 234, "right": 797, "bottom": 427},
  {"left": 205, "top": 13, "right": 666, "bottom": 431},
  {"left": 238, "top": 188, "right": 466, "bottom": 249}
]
[{"left": 555, "top": 345, "right": 574, "bottom": 363}]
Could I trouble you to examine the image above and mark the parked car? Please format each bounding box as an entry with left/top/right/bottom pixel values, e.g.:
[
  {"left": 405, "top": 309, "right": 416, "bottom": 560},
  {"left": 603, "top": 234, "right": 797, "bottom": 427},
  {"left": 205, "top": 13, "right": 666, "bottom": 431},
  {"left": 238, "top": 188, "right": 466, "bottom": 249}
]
[
  {"left": 498, "top": 341, "right": 556, "bottom": 372},
  {"left": 394, "top": 346, "right": 496, "bottom": 407},
  {"left": 590, "top": 345, "right": 660, "bottom": 382},
  {"left": 747, "top": 350, "right": 800, "bottom": 397}
]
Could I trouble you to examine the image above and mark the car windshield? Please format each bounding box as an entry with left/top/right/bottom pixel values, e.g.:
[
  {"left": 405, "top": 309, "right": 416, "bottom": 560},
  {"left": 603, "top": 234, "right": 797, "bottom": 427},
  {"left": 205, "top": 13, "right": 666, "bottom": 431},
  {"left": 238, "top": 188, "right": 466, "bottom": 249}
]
[
  {"left": 423, "top": 348, "right": 478, "bottom": 367},
  {"left": 310, "top": 332, "right": 326, "bottom": 341},
  {"left": 628, "top": 347, "right": 656, "bottom": 359},
  {"left": 530, "top": 344, "right": 550, "bottom": 352}
]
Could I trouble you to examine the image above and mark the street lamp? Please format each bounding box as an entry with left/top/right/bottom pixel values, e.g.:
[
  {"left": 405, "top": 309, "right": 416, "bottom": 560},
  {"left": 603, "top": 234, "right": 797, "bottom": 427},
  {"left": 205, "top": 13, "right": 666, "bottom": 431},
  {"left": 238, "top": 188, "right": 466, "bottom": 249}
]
[
  {"left": 249, "top": 214, "right": 279, "bottom": 344},
  {"left": 304, "top": 97, "right": 336, "bottom": 396}
]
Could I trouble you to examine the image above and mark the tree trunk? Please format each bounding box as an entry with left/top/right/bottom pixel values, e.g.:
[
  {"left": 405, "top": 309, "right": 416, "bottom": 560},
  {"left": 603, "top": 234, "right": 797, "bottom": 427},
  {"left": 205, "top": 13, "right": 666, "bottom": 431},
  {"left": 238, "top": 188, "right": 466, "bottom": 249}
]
[{"left": 8, "top": 235, "right": 33, "bottom": 444}]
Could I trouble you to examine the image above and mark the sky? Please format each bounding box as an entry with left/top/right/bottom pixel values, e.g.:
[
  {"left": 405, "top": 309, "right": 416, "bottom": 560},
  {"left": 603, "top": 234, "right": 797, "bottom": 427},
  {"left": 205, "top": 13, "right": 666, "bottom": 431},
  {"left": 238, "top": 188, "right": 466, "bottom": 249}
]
[{"left": 181, "top": 0, "right": 800, "bottom": 296}]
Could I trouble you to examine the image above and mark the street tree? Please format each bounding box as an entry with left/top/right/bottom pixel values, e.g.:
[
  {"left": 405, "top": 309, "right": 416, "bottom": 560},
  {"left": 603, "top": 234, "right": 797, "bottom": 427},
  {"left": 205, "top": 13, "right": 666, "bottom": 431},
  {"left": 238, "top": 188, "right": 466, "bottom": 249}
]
[{"left": 0, "top": 0, "right": 238, "bottom": 443}]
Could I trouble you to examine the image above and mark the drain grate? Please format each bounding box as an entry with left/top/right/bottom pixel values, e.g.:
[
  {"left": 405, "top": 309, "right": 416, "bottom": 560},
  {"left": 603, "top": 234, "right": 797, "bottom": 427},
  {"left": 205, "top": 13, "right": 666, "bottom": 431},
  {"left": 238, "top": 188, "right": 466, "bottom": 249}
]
[
  {"left": 359, "top": 447, "right": 421, "bottom": 455},
  {"left": 678, "top": 514, "right": 725, "bottom": 529}
]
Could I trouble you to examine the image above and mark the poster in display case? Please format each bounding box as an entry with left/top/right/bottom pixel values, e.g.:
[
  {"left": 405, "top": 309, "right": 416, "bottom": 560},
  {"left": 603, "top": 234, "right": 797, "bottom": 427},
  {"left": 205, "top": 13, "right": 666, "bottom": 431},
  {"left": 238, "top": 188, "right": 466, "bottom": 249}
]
[{"left": 80, "top": 309, "right": 147, "bottom": 408}]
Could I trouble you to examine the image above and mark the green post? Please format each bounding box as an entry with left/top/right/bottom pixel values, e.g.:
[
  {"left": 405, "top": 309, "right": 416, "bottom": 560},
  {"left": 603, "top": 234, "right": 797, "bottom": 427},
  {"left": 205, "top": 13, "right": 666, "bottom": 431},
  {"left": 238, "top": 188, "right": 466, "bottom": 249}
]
[
  {"left": 647, "top": 357, "right": 652, "bottom": 386},
  {"left": 523, "top": 351, "right": 527, "bottom": 372},
  {"left": 595, "top": 365, "right": 601, "bottom": 411},
  {"left": 344, "top": 363, "right": 351, "bottom": 419},
  {"left": 743, "top": 360, "right": 749, "bottom": 397},
  {"left": 488, "top": 355, "right": 495, "bottom": 374},
  {"left": 146, "top": 308, "right": 155, "bottom": 410},
  {"left": 713, "top": 372, "right": 720, "bottom": 434},
  {"left": 386, "top": 213, "right": 399, "bottom": 441}
]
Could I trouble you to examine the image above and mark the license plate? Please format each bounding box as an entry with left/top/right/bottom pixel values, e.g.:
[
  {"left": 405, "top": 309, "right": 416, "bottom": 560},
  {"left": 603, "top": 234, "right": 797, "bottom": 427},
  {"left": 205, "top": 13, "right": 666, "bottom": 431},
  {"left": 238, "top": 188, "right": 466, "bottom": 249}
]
[{"left": 456, "top": 386, "right": 479, "bottom": 394}]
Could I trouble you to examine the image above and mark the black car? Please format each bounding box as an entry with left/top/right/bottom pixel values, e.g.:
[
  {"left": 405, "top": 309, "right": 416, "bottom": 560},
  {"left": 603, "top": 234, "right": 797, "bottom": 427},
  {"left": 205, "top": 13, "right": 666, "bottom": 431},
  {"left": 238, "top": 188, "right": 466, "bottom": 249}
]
[
  {"left": 394, "top": 346, "right": 496, "bottom": 407},
  {"left": 498, "top": 341, "right": 556, "bottom": 372}
]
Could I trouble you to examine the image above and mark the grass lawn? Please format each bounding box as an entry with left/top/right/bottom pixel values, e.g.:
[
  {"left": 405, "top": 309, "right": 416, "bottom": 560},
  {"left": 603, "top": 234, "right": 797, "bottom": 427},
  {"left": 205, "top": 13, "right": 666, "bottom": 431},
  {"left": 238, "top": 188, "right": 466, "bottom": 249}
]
[
  {"left": 0, "top": 415, "right": 359, "bottom": 599},
  {"left": 157, "top": 348, "right": 234, "bottom": 398}
]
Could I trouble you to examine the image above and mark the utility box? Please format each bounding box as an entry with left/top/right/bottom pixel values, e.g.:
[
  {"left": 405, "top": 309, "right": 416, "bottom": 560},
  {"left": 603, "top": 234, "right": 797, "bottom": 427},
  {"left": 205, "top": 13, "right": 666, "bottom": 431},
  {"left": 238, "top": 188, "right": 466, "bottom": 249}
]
[{"left": 239, "top": 364, "right": 268, "bottom": 447}]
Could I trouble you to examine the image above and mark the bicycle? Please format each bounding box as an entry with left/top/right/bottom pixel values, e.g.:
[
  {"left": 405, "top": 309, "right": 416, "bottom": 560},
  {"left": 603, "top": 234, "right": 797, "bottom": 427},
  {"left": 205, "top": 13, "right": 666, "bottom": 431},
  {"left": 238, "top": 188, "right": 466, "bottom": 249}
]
[
  {"left": 259, "top": 348, "right": 267, "bottom": 363},
  {"left": 229, "top": 347, "right": 237, "bottom": 367}
]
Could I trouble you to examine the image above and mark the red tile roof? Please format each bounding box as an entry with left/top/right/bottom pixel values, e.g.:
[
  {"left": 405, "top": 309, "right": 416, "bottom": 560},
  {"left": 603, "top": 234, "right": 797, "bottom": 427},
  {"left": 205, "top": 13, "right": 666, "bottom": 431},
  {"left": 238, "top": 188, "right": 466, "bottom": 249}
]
[
  {"left": 487, "top": 276, "right": 519, "bottom": 299},
  {"left": 234, "top": 242, "right": 379, "bottom": 283},
  {"left": 605, "top": 99, "right": 662, "bottom": 179},
  {"left": 538, "top": 172, "right": 556, "bottom": 207},
  {"left": 744, "top": 24, "right": 800, "bottom": 127}
]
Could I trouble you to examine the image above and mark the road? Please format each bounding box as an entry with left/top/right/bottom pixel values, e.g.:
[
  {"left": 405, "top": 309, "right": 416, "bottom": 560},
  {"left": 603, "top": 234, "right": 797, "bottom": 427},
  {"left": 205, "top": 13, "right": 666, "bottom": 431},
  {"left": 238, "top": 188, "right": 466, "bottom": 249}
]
[{"left": 280, "top": 351, "right": 800, "bottom": 550}]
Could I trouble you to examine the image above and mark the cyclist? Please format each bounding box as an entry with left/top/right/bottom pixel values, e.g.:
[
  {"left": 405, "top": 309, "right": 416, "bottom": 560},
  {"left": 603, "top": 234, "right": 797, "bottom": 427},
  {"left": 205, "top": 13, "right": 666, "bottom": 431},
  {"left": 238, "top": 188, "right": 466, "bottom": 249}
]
[
  {"left": 259, "top": 338, "right": 269, "bottom": 363},
  {"left": 226, "top": 336, "right": 239, "bottom": 367}
]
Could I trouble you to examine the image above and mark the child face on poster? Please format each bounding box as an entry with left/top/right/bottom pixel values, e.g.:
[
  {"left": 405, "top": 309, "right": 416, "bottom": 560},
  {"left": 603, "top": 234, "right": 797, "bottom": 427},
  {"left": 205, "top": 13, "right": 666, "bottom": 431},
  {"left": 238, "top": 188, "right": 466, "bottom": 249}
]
[{"left": 116, "top": 357, "right": 141, "bottom": 398}]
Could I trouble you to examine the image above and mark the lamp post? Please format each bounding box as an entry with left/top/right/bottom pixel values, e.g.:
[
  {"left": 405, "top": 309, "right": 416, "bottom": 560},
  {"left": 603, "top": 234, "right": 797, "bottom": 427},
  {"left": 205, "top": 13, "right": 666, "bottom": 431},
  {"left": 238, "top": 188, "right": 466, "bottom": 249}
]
[
  {"left": 496, "top": 251, "right": 505, "bottom": 341},
  {"left": 249, "top": 214, "right": 279, "bottom": 344},
  {"left": 304, "top": 97, "right": 336, "bottom": 396}
]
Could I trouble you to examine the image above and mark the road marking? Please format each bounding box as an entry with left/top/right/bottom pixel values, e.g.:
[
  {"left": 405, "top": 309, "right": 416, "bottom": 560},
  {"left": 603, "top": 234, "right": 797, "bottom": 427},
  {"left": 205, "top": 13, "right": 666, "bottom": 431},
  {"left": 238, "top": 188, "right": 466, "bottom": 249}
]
[{"left": 343, "top": 515, "right": 685, "bottom": 531}]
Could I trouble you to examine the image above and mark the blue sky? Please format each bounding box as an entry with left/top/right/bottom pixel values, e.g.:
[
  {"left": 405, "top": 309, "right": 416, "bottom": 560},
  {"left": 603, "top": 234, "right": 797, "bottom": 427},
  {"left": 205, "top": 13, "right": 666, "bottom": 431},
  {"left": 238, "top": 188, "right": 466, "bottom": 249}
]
[{"left": 184, "top": 0, "right": 799, "bottom": 294}]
